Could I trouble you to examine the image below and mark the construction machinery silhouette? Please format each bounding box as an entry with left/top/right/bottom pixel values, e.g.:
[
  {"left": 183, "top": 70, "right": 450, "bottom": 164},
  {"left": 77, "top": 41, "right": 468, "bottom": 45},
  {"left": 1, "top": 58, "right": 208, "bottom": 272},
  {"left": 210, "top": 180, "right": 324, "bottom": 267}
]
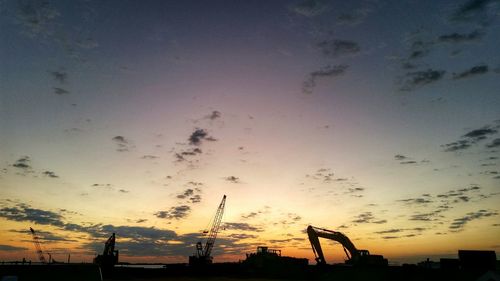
[
  {"left": 93, "top": 233, "right": 119, "bottom": 269},
  {"left": 29, "top": 227, "right": 47, "bottom": 264},
  {"left": 189, "top": 195, "right": 226, "bottom": 266},
  {"left": 307, "top": 225, "right": 387, "bottom": 267}
]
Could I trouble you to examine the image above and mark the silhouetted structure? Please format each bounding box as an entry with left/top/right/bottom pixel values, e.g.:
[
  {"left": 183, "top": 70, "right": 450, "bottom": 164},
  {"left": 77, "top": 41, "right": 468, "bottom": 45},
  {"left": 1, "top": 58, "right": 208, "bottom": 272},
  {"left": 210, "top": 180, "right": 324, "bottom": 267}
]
[
  {"left": 93, "top": 233, "right": 119, "bottom": 270},
  {"left": 189, "top": 195, "right": 226, "bottom": 266},
  {"left": 458, "top": 250, "right": 496, "bottom": 271},
  {"left": 243, "top": 246, "right": 308, "bottom": 276},
  {"left": 29, "top": 227, "right": 47, "bottom": 264},
  {"left": 307, "top": 225, "right": 388, "bottom": 266}
]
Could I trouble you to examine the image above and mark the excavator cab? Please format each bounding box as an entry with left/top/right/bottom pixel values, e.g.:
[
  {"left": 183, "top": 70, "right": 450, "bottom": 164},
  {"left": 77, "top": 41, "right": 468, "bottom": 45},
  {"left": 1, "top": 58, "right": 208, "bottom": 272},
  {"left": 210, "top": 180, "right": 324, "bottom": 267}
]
[{"left": 359, "top": 250, "right": 370, "bottom": 256}]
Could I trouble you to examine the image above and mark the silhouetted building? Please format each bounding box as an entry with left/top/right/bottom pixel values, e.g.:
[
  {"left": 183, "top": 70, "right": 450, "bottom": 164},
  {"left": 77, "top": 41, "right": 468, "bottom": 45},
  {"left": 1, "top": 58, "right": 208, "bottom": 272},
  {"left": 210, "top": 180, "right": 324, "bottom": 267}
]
[
  {"left": 458, "top": 250, "right": 496, "bottom": 271},
  {"left": 440, "top": 258, "right": 459, "bottom": 270}
]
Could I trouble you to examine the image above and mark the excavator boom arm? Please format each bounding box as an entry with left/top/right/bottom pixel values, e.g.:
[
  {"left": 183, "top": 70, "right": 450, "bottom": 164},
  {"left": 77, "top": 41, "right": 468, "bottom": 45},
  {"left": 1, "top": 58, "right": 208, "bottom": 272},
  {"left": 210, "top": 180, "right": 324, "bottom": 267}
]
[{"left": 307, "top": 225, "right": 360, "bottom": 264}]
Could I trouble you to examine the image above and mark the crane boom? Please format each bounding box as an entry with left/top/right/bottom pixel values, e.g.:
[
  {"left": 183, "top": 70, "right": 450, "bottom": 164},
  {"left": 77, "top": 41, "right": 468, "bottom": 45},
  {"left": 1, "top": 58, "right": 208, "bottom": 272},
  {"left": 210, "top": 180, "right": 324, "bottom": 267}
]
[
  {"left": 30, "top": 227, "right": 47, "bottom": 264},
  {"left": 190, "top": 195, "right": 226, "bottom": 266},
  {"left": 203, "top": 195, "right": 226, "bottom": 257}
]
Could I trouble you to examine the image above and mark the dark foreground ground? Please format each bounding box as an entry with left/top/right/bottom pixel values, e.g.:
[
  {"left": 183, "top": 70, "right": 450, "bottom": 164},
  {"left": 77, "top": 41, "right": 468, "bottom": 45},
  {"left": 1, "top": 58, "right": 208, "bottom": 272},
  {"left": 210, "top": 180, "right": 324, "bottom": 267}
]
[{"left": 1, "top": 263, "right": 498, "bottom": 281}]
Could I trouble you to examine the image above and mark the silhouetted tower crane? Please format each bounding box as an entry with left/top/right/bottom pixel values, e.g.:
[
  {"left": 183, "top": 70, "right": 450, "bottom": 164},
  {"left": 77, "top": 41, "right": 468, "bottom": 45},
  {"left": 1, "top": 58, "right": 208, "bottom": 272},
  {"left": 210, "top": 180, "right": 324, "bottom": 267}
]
[
  {"left": 29, "top": 227, "right": 47, "bottom": 264},
  {"left": 189, "top": 195, "right": 226, "bottom": 266}
]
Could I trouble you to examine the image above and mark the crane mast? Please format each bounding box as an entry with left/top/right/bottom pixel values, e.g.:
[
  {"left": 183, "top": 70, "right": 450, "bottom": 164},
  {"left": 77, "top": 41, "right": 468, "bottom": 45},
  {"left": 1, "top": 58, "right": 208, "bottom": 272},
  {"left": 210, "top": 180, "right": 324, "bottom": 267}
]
[
  {"left": 30, "top": 227, "right": 47, "bottom": 264},
  {"left": 190, "top": 195, "right": 226, "bottom": 266}
]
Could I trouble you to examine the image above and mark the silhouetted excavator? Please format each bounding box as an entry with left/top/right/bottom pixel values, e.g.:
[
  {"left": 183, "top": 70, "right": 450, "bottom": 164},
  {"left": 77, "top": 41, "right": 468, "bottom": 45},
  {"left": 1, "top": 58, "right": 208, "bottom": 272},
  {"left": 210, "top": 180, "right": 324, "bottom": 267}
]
[
  {"left": 307, "top": 225, "right": 387, "bottom": 267},
  {"left": 93, "top": 233, "right": 119, "bottom": 269},
  {"left": 189, "top": 195, "right": 226, "bottom": 266}
]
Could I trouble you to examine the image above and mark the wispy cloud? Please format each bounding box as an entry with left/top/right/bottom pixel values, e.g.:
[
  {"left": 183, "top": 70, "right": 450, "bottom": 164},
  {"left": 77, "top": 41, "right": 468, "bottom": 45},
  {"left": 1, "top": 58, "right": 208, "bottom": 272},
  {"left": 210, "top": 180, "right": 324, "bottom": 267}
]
[
  {"left": 42, "top": 171, "right": 58, "bottom": 178},
  {"left": 450, "top": 0, "right": 498, "bottom": 23},
  {"left": 449, "top": 209, "right": 498, "bottom": 231},
  {"left": 452, "top": 64, "right": 489, "bottom": 80},
  {"left": 352, "top": 212, "right": 387, "bottom": 224},
  {"left": 0, "top": 244, "right": 29, "bottom": 251},
  {"left": 53, "top": 87, "right": 69, "bottom": 95},
  {"left": 141, "top": 155, "right": 159, "bottom": 160},
  {"left": 302, "top": 64, "right": 349, "bottom": 94},
  {"left": 288, "top": 0, "right": 329, "bottom": 17},
  {"left": 442, "top": 122, "right": 499, "bottom": 152},
  {"left": 49, "top": 70, "right": 67, "bottom": 83},
  {"left": 438, "top": 30, "right": 483, "bottom": 43},
  {"left": 399, "top": 69, "right": 446, "bottom": 91},
  {"left": 317, "top": 39, "right": 360, "bottom": 58},
  {"left": 15, "top": 0, "right": 60, "bottom": 39},
  {"left": 486, "top": 138, "right": 500, "bottom": 148},
  {"left": 223, "top": 222, "right": 264, "bottom": 232}
]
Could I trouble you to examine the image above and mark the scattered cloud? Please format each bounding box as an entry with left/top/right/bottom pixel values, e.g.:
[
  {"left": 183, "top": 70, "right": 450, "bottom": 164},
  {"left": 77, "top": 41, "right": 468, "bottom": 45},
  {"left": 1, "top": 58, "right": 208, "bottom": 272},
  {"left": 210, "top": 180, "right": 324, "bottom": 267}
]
[
  {"left": 53, "top": 87, "right": 69, "bottom": 95},
  {"left": 141, "top": 155, "right": 159, "bottom": 159},
  {"left": 12, "top": 229, "right": 76, "bottom": 243},
  {"left": 49, "top": 70, "right": 67, "bottom": 83},
  {"left": 176, "top": 189, "right": 194, "bottom": 199},
  {"left": 452, "top": 64, "right": 489, "bottom": 80},
  {"left": 335, "top": 1, "right": 381, "bottom": 26},
  {"left": 486, "top": 138, "right": 500, "bottom": 148},
  {"left": 15, "top": 0, "right": 60, "bottom": 39},
  {"left": 317, "top": 39, "right": 360, "bottom": 58},
  {"left": 155, "top": 205, "right": 191, "bottom": 220},
  {"left": 12, "top": 156, "right": 32, "bottom": 171},
  {"left": 188, "top": 128, "right": 216, "bottom": 145},
  {"left": 207, "top": 111, "right": 221, "bottom": 120},
  {"left": 394, "top": 154, "right": 408, "bottom": 161},
  {"left": 224, "top": 176, "right": 240, "bottom": 184},
  {"left": 399, "top": 197, "right": 433, "bottom": 205},
  {"left": 0, "top": 203, "right": 64, "bottom": 227},
  {"left": 92, "top": 183, "right": 113, "bottom": 189},
  {"left": 240, "top": 206, "right": 271, "bottom": 220},
  {"left": 442, "top": 140, "right": 471, "bottom": 152},
  {"left": 0, "top": 244, "right": 29, "bottom": 251},
  {"left": 112, "top": 135, "right": 132, "bottom": 152},
  {"left": 450, "top": 0, "right": 498, "bottom": 23},
  {"left": 437, "top": 30, "right": 483, "bottom": 43},
  {"left": 226, "top": 233, "right": 258, "bottom": 240},
  {"left": 223, "top": 222, "right": 264, "bottom": 232},
  {"left": 449, "top": 209, "right": 498, "bottom": 231},
  {"left": 288, "top": 0, "right": 329, "bottom": 17},
  {"left": 42, "top": 171, "right": 58, "bottom": 178},
  {"left": 409, "top": 211, "right": 444, "bottom": 222},
  {"left": 442, "top": 123, "right": 499, "bottom": 152},
  {"left": 399, "top": 69, "right": 445, "bottom": 91},
  {"left": 352, "top": 212, "right": 387, "bottom": 224},
  {"left": 175, "top": 188, "right": 202, "bottom": 204},
  {"left": 302, "top": 64, "right": 349, "bottom": 94}
]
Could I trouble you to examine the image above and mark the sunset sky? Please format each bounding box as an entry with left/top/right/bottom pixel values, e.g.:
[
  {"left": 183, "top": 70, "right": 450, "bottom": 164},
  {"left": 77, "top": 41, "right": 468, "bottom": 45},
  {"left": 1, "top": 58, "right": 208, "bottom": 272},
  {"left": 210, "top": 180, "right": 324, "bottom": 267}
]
[{"left": 1, "top": 0, "right": 499, "bottom": 265}]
